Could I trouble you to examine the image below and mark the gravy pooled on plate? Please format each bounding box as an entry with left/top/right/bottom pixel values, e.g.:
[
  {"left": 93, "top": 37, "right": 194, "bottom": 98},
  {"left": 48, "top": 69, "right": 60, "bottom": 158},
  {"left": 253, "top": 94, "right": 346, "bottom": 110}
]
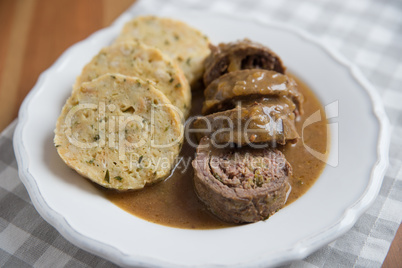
[{"left": 102, "top": 75, "right": 328, "bottom": 229}]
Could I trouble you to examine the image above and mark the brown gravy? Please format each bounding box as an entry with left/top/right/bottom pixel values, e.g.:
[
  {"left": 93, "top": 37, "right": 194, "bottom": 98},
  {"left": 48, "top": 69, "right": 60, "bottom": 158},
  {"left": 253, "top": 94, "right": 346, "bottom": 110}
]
[{"left": 101, "top": 74, "right": 328, "bottom": 229}]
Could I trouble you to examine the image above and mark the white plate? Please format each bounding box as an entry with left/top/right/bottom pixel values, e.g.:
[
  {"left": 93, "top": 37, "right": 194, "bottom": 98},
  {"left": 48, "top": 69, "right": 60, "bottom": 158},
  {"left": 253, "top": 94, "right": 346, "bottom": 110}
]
[{"left": 14, "top": 6, "right": 390, "bottom": 268}]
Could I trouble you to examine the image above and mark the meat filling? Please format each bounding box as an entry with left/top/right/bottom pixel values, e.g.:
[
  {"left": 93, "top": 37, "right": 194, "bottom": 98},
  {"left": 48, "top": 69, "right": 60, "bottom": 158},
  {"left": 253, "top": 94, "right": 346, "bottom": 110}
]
[
  {"left": 192, "top": 137, "right": 292, "bottom": 223},
  {"left": 203, "top": 39, "right": 286, "bottom": 86}
]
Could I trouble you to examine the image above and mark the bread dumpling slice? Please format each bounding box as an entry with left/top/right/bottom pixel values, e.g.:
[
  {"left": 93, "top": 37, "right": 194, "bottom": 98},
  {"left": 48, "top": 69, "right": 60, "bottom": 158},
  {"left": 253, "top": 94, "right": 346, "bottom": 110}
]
[
  {"left": 115, "top": 16, "right": 211, "bottom": 86},
  {"left": 74, "top": 41, "right": 191, "bottom": 118},
  {"left": 55, "top": 74, "right": 184, "bottom": 190}
]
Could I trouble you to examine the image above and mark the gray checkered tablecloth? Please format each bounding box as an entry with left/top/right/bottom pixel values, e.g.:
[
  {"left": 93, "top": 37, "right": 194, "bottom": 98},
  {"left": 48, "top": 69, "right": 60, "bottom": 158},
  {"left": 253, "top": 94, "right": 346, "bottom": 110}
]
[{"left": 1, "top": 0, "right": 402, "bottom": 267}]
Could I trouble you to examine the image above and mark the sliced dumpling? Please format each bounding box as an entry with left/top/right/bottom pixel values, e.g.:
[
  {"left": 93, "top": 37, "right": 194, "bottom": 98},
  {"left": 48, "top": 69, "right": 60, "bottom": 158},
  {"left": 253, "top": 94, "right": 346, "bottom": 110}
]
[
  {"left": 115, "top": 16, "right": 211, "bottom": 86},
  {"left": 55, "top": 74, "right": 184, "bottom": 190},
  {"left": 74, "top": 41, "right": 191, "bottom": 118}
]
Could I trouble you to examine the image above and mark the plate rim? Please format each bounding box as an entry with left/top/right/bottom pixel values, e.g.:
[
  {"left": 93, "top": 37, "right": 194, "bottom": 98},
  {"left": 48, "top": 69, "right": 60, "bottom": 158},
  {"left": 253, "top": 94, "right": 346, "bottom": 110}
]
[{"left": 13, "top": 7, "right": 391, "bottom": 268}]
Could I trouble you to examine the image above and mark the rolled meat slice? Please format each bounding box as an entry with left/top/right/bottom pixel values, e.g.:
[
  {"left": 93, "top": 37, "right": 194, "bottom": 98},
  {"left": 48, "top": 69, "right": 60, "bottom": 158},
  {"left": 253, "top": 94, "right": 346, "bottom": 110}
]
[
  {"left": 202, "top": 69, "right": 303, "bottom": 116},
  {"left": 203, "top": 39, "right": 286, "bottom": 86},
  {"left": 192, "top": 137, "right": 292, "bottom": 223},
  {"left": 193, "top": 97, "right": 299, "bottom": 146}
]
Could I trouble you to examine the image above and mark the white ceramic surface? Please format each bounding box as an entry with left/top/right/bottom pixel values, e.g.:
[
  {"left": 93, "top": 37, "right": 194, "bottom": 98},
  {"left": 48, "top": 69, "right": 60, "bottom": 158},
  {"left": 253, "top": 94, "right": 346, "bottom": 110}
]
[{"left": 13, "top": 8, "right": 390, "bottom": 268}]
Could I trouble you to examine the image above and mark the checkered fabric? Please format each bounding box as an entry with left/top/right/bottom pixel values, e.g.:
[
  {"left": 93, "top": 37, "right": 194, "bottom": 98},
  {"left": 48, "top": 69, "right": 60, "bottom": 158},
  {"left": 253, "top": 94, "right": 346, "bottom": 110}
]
[{"left": 1, "top": 0, "right": 401, "bottom": 267}]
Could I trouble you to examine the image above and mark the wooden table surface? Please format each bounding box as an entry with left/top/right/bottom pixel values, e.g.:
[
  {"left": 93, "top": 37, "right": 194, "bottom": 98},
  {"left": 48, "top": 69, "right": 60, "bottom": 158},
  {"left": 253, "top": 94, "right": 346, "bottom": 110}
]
[{"left": 0, "top": 0, "right": 400, "bottom": 266}]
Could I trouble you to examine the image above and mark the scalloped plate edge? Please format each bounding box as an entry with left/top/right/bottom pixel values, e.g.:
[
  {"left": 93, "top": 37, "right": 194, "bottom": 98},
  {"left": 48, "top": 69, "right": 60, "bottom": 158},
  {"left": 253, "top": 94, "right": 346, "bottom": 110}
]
[{"left": 13, "top": 6, "right": 390, "bottom": 268}]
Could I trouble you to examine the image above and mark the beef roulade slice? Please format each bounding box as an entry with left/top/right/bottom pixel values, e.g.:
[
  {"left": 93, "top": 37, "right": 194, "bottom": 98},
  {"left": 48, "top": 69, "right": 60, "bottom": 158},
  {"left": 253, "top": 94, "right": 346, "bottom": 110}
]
[
  {"left": 202, "top": 69, "right": 304, "bottom": 116},
  {"left": 192, "top": 137, "right": 292, "bottom": 223},
  {"left": 203, "top": 39, "right": 286, "bottom": 86},
  {"left": 193, "top": 97, "right": 299, "bottom": 146}
]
